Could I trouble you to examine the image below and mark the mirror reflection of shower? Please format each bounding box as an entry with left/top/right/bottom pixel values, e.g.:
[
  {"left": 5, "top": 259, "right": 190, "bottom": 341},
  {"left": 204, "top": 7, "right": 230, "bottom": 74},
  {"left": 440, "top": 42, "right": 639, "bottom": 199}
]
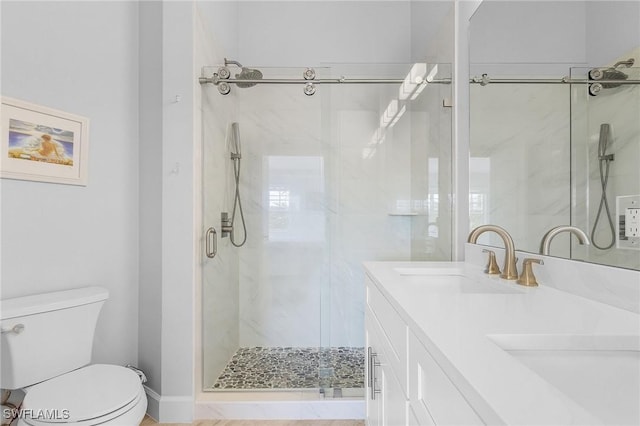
[
  {"left": 590, "top": 123, "right": 615, "bottom": 250},
  {"left": 221, "top": 122, "right": 247, "bottom": 247}
]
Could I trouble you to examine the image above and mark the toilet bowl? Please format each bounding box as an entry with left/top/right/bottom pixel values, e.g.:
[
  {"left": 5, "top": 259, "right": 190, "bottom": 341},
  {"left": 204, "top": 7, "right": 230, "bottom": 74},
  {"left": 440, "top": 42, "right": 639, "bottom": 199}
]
[
  {"left": 1, "top": 287, "right": 147, "bottom": 426},
  {"left": 17, "top": 364, "right": 147, "bottom": 426}
]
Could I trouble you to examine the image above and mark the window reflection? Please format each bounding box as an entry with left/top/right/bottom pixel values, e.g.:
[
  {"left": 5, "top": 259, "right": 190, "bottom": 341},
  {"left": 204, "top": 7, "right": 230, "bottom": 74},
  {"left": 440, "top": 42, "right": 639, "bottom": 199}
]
[{"left": 267, "top": 156, "right": 325, "bottom": 242}]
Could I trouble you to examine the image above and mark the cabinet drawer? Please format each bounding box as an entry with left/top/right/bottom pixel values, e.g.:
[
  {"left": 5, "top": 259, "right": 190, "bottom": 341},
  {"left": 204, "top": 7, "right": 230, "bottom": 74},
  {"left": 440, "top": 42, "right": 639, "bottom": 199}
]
[
  {"left": 409, "top": 331, "right": 483, "bottom": 425},
  {"left": 366, "top": 276, "right": 408, "bottom": 394}
]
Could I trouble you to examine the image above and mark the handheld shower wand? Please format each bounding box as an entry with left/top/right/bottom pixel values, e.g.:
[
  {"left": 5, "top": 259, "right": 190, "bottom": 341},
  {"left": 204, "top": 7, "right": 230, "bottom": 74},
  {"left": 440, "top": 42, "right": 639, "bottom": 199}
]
[
  {"left": 222, "top": 122, "right": 247, "bottom": 247},
  {"left": 590, "top": 123, "right": 615, "bottom": 250}
]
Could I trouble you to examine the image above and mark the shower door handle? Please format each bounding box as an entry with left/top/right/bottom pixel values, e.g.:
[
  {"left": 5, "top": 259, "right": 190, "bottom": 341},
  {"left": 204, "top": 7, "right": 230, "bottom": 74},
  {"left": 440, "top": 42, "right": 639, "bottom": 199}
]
[{"left": 205, "top": 227, "right": 217, "bottom": 259}]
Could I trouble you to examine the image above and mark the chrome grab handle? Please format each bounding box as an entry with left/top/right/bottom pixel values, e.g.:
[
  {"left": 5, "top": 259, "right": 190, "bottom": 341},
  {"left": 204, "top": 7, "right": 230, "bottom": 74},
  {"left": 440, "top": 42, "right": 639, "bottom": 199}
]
[
  {"left": 368, "top": 346, "right": 381, "bottom": 400},
  {"left": 1, "top": 324, "right": 25, "bottom": 334},
  {"left": 205, "top": 227, "right": 217, "bottom": 259},
  {"left": 367, "top": 347, "right": 373, "bottom": 389}
]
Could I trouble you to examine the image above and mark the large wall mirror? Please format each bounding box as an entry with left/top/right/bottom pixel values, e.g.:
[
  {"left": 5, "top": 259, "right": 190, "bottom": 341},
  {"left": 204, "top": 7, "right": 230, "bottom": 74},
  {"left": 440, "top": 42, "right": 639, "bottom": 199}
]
[{"left": 469, "top": 1, "right": 639, "bottom": 270}]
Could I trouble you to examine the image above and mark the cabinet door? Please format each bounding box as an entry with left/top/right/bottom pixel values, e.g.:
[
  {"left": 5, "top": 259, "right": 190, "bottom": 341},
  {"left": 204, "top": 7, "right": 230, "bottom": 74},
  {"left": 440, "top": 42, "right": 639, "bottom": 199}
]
[
  {"left": 409, "top": 332, "right": 483, "bottom": 425},
  {"left": 366, "top": 276, "right": 408, "bottom": 396},
  {"left": 380, "top": 358, "right": 408, "bottom": 426},
  {"left": 367, "top": 307, "right": 408, "bottom": 426}
]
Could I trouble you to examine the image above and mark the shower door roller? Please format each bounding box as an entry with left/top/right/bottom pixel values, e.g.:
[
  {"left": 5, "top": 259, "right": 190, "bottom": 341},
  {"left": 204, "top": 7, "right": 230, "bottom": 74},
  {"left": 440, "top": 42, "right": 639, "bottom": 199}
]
[
  {"left": 303, "top": 67, "right": 316, "bottom": 80},
  {"left": 205, "top": 227, "right": 217, "bottom": 258},
  {"left": 304, "top": 82, "right": 316, "bottom": 96},
  {"left": 218, "top": 82, "right": 231, "bottom": 96}
]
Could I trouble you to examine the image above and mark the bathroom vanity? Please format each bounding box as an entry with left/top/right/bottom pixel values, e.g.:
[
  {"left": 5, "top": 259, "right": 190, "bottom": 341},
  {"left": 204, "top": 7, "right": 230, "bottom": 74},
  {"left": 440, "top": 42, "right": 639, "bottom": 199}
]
[{"left": 364, "top": 245, "right": 640, "bottom": 425}]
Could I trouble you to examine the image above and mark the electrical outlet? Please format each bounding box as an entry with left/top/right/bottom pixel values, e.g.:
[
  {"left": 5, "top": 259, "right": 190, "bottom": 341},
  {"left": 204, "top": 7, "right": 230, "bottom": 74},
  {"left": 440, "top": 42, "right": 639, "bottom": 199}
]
[
  {"left": 626, "top": 208, "right": 640, "bottom": 237},
  {"left": 617, "top": 195, "right": 640, "bottom": 250}
]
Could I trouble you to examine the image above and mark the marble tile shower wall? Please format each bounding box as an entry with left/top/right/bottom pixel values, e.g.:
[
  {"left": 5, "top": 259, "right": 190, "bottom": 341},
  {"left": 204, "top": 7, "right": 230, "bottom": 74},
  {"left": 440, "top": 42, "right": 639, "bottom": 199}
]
[
  {"left": 469, "top": 83, "right": 571, "bottom": 256},
  {"left": 329, "top": 84, "right": 412, "bottom": 347},
  {"left": 198, "top": 14, "right": 241, "bottom": 388},
  {"left": 410, "top": 70, "right": 453, "bottom": 261},
  {"left": 236, "top": 79, "right": 326, "bottom": 348},
  {"left": 234, "top": 77, "right": 413, "bottom": 349}
]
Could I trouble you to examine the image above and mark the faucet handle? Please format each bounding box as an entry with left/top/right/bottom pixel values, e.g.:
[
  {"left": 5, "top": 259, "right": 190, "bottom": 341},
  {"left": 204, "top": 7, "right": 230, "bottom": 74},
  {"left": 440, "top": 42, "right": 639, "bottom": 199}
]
[
  {"left": 517, "top": 258, "right": 544, "bottom": 287},
  {"left": 482, "top": 249, "right": 501, "bottom": 275}
]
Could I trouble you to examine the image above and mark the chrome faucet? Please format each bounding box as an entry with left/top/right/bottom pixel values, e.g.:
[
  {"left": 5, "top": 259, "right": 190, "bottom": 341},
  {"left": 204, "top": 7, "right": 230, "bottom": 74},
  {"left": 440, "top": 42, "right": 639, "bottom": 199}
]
[
  {"left": 539, "top": 226, "right": 590, "bottom": 255},
  {"left": 468, "top": 225, "right": 518, "bottom": 280}
]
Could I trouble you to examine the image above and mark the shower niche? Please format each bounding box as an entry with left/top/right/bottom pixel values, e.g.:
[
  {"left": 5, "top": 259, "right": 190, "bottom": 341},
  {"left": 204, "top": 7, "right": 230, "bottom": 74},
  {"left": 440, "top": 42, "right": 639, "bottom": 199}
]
[{"left": 200, "top": 63, "right": 453, "bottom": 395}]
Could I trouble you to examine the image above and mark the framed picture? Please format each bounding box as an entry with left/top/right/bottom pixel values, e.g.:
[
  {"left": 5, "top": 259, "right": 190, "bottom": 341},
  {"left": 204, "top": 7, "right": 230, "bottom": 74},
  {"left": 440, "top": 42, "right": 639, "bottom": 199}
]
[{"left": 1, "top": 97, "right": 89, "bottom": 186}]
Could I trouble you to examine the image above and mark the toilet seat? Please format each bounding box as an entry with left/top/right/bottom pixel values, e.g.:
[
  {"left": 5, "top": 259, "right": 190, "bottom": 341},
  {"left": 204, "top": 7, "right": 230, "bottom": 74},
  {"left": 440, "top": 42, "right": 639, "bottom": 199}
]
[{"left": 21, "top": 364, "right": 143, "bottom": 425}]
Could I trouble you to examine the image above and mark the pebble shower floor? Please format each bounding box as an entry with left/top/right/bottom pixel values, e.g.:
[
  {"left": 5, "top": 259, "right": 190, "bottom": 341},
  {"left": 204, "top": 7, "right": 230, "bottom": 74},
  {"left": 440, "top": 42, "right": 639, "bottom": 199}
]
[{"left": 212, "top": 347, "right": 365, "bottom": 390}]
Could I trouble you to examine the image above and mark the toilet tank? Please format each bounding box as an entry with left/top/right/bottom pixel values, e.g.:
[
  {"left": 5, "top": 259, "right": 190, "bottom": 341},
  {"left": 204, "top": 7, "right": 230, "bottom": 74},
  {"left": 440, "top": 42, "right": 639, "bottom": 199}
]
[{"left": 0, "top": 287, "right": 108, "bottom": 390}]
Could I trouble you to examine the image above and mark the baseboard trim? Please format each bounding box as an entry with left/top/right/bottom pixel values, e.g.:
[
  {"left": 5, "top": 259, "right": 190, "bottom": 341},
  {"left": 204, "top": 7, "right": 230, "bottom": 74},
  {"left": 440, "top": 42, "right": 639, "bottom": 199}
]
[
  {"left": 144, "top": 385, "right": 193, "bottom": 423},
  {"left": 194, "top": 398, "right": 365, "bottom": 420}
]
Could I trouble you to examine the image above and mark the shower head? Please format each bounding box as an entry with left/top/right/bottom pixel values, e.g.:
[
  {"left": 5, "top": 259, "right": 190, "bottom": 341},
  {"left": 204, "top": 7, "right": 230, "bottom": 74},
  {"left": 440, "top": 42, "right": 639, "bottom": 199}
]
[
  {"left": 235, "top": 67, "right": 263, "bottom": 88},
  {"left": 589, "top": 67, "right": 629, "bottom": 87},
  {"left": 597, "top": 123, "right": 614, "bottom": 162},
  {"left": 589, "top": 58, "right": 635, "bottom": 89},
  {"left": 230, "top": 122, "right": 241, "bottom": 159}
]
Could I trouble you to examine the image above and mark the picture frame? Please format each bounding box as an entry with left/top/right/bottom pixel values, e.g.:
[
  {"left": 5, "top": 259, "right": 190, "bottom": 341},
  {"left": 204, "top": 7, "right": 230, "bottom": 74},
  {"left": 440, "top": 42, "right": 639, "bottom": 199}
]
[{"left": 1, "top": 97, "right": 89, "bottom": 186}]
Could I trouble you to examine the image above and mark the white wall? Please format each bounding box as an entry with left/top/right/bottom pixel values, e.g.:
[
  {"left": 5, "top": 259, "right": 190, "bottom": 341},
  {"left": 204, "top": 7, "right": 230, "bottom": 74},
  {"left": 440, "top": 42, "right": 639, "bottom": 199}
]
[
  {"left": 138, "top": 0, "right": 164, "bottom": 398},
  {"left": 0, "top": 1, "right": 139, "bottom": 366},
  {"left": 411, "top": 0, "right": 455, "bottom": 63},
  {"left": 236, "top": 1, "right": 411, "bottom": 67},
  {"left": 469, "top": 1, "right": 587, "bottom": 76},
  {"left": 585, "top": 1, "right": 640, "bottom": 67},
  {"left": 155, "top": 2, "right": 198, "bottom": 421}
]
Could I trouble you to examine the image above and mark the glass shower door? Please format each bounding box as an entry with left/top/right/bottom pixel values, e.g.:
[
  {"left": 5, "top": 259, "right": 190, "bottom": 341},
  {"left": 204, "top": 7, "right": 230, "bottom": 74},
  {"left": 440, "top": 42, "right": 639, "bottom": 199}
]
[
  {"left": 202, "top": 66, "right": 332, "bottom": 392},
  {"left": 201, "top": 62, "right": 454, "bottom": 394}
]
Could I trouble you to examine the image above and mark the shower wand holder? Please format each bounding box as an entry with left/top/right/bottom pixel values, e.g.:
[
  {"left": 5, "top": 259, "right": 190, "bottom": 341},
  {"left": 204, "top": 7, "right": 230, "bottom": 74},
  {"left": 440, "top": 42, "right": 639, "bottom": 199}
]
[{"left": 221, "top": 212, "right": 233, "bottom": 238}]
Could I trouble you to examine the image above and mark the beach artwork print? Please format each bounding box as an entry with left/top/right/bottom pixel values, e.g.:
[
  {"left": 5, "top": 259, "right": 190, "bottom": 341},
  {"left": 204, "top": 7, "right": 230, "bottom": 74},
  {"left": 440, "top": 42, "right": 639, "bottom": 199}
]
[
  {"left": 8, "top": 119, "right": 74, "bottom": 166},
  {"left": 1, "top": 97, "right": 89, "bottom": 185}
]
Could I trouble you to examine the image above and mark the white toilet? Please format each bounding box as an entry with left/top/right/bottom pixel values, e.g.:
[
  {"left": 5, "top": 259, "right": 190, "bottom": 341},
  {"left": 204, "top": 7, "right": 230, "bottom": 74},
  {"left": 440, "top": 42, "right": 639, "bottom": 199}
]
[{"left": 0, "top": 287, "right": 147, "bottom": 425}]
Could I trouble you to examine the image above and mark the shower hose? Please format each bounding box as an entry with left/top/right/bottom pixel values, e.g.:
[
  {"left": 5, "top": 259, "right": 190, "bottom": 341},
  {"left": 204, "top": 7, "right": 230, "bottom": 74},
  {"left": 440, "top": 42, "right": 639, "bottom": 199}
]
[
  {"left": 590, "top": 130, "right": 616, "bottom": 250},
  {"left": 230, "top": 153, "right": 247, "bottom": 247}
]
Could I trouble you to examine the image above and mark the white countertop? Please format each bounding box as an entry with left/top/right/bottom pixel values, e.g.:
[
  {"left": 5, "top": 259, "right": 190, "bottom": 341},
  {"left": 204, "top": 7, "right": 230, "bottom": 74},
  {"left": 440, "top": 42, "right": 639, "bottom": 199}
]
[{"left": 363, "top": 260, "right": 640, "bottom": 425}]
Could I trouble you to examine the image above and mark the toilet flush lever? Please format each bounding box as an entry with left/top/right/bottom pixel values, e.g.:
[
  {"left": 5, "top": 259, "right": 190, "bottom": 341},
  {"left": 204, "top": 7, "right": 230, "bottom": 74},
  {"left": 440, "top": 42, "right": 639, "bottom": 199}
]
[{"left": 1, "top": 324, "right": 25, "bottom": 334}]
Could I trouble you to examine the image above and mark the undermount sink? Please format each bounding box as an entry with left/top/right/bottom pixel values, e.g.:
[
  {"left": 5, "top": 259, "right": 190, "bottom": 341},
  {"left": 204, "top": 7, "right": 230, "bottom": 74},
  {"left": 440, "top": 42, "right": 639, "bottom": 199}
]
[
  {"left": 394, "top": 266, "right": 464, "bottom": 276},
  {"left": 488, "top": 334, "right": 640, "bottom": 425},
  {"left": 402, "top": 274, "right": 522, "bottom": 294}
]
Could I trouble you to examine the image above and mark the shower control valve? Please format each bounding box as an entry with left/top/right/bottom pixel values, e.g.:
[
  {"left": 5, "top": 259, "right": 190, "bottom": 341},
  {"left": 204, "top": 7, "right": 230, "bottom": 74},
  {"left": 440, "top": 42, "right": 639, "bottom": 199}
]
[{"left": 221, "top": 212, "right": 233, "bottom": 238}]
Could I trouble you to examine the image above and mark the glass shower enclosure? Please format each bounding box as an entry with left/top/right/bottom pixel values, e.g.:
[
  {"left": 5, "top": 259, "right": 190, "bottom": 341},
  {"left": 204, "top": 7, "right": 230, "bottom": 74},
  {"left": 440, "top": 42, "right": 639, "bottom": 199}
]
[{"left": 200, "top": 63, "right": 453, "bottom": 396}]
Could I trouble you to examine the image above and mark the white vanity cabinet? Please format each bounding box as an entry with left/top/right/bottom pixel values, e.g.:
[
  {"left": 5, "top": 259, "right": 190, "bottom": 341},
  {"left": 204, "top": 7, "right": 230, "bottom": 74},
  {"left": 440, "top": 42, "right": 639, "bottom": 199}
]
[
  {"left": 365, "top": 275, "right": 485, "bottom": 426},
  {"left": 365, "top": 276, "right": 409, "bottom": 426}
]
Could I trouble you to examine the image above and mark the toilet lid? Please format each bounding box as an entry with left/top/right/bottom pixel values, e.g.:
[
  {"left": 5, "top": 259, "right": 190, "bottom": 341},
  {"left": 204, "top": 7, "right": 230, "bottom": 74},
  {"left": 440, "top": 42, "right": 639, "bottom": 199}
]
[{"left": 22, "top": 364, "right": 141, "bottom": 424}]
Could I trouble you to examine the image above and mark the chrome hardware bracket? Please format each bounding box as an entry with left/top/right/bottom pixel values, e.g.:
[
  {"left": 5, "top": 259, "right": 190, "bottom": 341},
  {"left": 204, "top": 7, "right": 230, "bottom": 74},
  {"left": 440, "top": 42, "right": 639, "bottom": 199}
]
[
  {"left": 367, "top": 347, "right": 381, "bottom": 400},
  {"left": 1, "top": 324, "right": 25, "bottom": 334}
]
